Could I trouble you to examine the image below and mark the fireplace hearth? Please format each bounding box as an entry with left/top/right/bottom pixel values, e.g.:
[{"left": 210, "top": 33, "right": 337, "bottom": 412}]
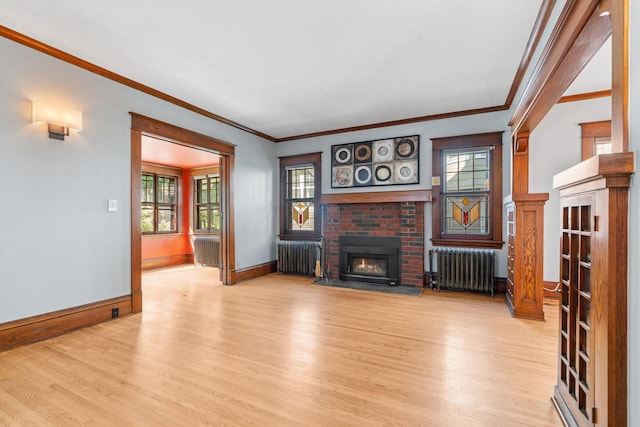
[{"left": 339, "top": 236, "right": 400, "bottom": 285}]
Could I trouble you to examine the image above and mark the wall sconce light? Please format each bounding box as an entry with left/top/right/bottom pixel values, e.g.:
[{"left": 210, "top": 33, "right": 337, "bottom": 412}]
[{"left": 32, "top": 100, "right": 83, "bottom": 140}]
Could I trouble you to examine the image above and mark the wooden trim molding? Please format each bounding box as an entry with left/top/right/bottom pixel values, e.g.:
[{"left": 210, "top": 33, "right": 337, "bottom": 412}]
[
  {"left": 504, "top": 193, "right": 549, "bottom": 320},
  {"left": 131, "top": 113, "right": 236, "bottom": 156},
  {"left": 279, "top": 152, "right": 322, "bottom": 241},
  {"left": 131, "top": 113, "right": 236, "bottom": 294},
  {"left": 512, "top": 132, "right": 530, "bottom": 194},
  {"left": 0, "top": 0, "right": 560, "bottom": 144},
  {"left": 221, "top": 155, "right": 235, "bottom": 285},
  {"left": 275, "top": 105, "right": 509, "bottom": 143},
  {"left": 131, "top": 128, "right": 143, "bottom": 313},
  {"left": 504, "top": 0, "right": 557, "bottom": 107},
  {"left": 509, "top": 0, "right": 609, "bottom": 134},
  {"left": 319, "top": 190, "right": 431, "bottom": 205},
  {"left": 431, "top": 132, "right": 503, "bottom": 249},
  {"left": 0, "top": 26, "right": 276, "bottom": 142},
  {"left": 142, "top": 255, "right": 193, "bottom": 271},
  {"left": 557, "top": 89, "right": 612, "bottom": 103},
  {"left": 543, "top": 281, "right": 561, "bottom": 300},
  {"left": 0, "top": 296, "right": 132, "bottom": 352},
  {"left": 231, "top": 261, "right": 278, "bottom": 284},
  {"left": 580, "top": 120, "right": 611, "bottom": 160},
  {"left": 430, "top": 239, "right": 504, "bottom": 250},
  {"left": 552, "top": 151, "right": 635, "bottom": 190},
  {"left": 610, "top": 0, "right": 629, "bottom": 152}
]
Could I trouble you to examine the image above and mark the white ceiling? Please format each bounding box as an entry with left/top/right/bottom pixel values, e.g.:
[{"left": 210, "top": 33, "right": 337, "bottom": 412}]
[{"left": 0, "top": 1, "right": 610, "bottom": 140}]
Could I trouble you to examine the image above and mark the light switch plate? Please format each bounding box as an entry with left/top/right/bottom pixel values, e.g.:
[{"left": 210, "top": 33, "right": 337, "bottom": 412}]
[{"left": 108, "top": 199, "right": 118, "bottom": 212}]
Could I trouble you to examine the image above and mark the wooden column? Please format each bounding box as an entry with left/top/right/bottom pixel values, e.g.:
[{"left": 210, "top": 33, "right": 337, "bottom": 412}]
[
  {"left": 512, "top": 132, "right": 530, "bottom": 194},
  {"left": 504, "top": 193, "right": 549, "bottom": 320},
  {"left": 506, "top": 132, "right": 549, "bottom": 320}
]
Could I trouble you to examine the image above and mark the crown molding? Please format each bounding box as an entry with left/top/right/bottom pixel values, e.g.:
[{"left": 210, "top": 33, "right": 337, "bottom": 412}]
[
  {"left": 274, "top": 105, "right": 509, "bottom": 142},
  {"left": 1, "top": 0, "right": 559, "bottom": 144},
  {"left": 0, "top": 25, "right": 277, "bottom": 142}
]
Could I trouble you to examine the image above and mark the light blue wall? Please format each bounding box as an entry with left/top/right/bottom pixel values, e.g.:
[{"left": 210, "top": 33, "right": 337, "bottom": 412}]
[
  {"left": 0, "top": 38, "right": 278, "bottom": 323},
  {"left": 275, "top": 111, "right": 513, "bottom": 278},
  {"left": 530, "top": 97, "right": 611, "bottom": 282}
]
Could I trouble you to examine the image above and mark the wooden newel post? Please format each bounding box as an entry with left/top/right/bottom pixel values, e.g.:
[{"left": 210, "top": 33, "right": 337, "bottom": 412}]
[
  {"left": 504, "top": 193, "right": 549, "bottom": 320},
  {"left": 505, "top": 132, "right": 549, "bottom": 320}
]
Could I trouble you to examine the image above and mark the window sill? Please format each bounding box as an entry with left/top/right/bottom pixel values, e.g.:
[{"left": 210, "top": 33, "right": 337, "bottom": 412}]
[
  {"left": 279, "top": 235, "right": 322, "bottom": 242},
  {"left": 431, "top": 239, "right": 504, "bottom": 249},
  {"left": 142, "top": 233, "right": 181, "bottom": 239}
]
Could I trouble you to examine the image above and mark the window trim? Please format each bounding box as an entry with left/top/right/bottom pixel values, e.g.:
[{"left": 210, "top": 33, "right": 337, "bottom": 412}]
[
  {"left": 141, "top": 163, "right": 181, "bottom": 235},
  {"left": 579, "top": 120, "right": 611, "bottom": 161},
  {"left": 279, "top": 152, "right": 322, "bottom": 241},
  {"left": 193, "top": 174, "right": 221, "bottom": 234},
  {"left": 431, "top": 132, "right": 503, "bottom": 249}
]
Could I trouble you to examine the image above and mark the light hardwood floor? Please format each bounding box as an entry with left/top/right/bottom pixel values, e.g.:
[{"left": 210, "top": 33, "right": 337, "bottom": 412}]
[{"left": 0, "top": 266, "right": 562, "bottom": 426}]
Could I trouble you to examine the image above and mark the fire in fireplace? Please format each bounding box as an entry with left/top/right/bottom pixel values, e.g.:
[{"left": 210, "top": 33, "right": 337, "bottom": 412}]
[
  {"left": 351, "top": 257, "right": 388, "bottom": 277},
  {"left": 339, "top": 236, "right": 401, "bottom": 285}
]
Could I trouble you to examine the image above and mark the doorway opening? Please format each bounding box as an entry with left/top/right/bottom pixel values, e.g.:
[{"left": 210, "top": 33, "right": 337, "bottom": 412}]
[
  {"left": 130, "top": 113, "right": 236, "bottom": 313},
  {"left": 141, "top": 134, "right": 221, "bottom": 274}
]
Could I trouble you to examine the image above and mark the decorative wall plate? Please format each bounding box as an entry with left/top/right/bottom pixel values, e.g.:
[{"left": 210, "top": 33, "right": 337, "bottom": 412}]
[
  {"left": 372, "top": 139, "right": 394, "bottom": 162},
  {"left": 394, "top": 136, "right": 418, "bottom": 160},
  {"left": 373, "top": 163, "right": 394, "bottom": 185},
  {"left": 332, "top": 144, "right": 354, "bottom": 166},
  {"left": 354, "top": 164, "right": 372, "bottom": 186},
  {"left": 330, "top": 135, "right": 419, "bottom": 188},
  {"left": 332, "top": 166, "right": 353, "bottom": 187},
  {"left": 354, "top": 142, "right": 372, "bottom": 163},
  {"left": 394, "top": 160, "right": 418, "bottom": 183}
]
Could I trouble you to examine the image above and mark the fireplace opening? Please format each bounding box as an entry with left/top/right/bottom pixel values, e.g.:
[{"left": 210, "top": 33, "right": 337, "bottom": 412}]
[
  {"left": 350, "top": 256, "right": 388, "bottom": 277},
  {"left": 339, "top": 236, "right": 400, "bottom": 285}
]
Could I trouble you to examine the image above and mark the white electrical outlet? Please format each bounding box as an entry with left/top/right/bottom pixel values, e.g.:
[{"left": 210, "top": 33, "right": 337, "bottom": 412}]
[{"left": 108, "top": 199, "right": 118, "bottom": 212}]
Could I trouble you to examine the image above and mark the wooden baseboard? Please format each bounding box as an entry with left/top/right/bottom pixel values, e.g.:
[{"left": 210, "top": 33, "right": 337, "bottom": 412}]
[
  {"left": 0, "top": 295, "right": 132, "bottom": 352},
  {"left": 231, "top": 261, "right": 277, "bottom": 284},
  {"left": 142, "top": 254, "right": 193, "bottom": 270},
  {"left": 543, "top": 280, "right": 561, "bottom": 300}
]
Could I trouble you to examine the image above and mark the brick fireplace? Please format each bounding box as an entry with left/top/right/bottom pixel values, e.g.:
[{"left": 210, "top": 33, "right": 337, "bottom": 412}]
[{"left": 321, "top": 193, "right": 427, "bottom": 287}]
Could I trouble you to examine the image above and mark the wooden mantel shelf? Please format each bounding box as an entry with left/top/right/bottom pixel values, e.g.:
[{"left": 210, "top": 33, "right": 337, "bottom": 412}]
[{"left": 319, "top": 189, "right": 432, "bottom": 204}]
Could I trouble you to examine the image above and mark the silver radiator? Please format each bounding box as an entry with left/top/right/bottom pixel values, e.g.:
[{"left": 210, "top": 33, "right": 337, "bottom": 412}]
[
  {"left": 277, "top": 241, "right": 320, "bottom": 276},
  {"left": 194, "top": 237, "right": 220, "bottom": 267},
  {"left": 429, "top": 248, "right": 495, "bottom": 296}
]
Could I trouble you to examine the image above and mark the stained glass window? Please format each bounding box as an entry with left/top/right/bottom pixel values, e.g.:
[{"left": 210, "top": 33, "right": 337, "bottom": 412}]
[
  {"left": 280, "top": 153, "right": 321, "bottom": 240},
  {"left": 431, "top": 132, "right": 502, "bottom": 248},
  {"left": 287, "top": 166, "right": 315, "bottom": 232},
  {"left": 444, "top": 194, "right": 489, "bottom": 234},
  {"left": 442, "top": 148, "right": 491, "bottom": 235}
]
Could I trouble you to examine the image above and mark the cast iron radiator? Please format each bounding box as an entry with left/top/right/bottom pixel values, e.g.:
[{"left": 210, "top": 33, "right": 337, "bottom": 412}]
[
  {"left": 429, "top": 248, "right": 495, "bottom": 296},
  {"left": 277, "top": 241, "right": 320, "bottom": 276},
  {"left": 194, "top": 237, "right": 220, "bottom": 267}
]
